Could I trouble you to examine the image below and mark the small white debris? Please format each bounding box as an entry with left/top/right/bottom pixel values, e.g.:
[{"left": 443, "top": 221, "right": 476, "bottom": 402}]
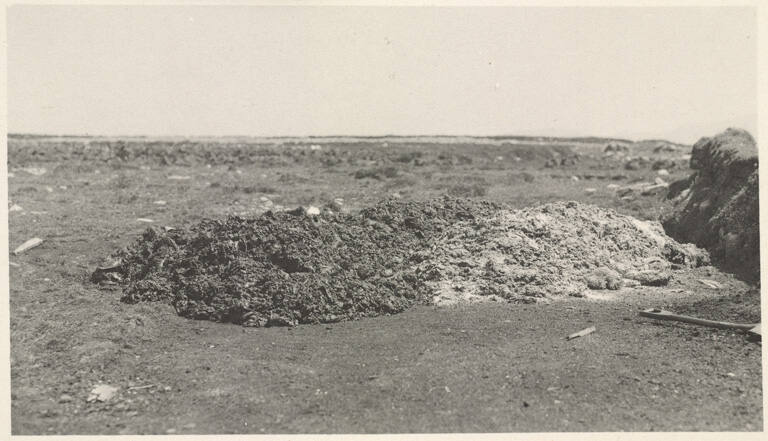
[
  {"left": 45, "top": 186, "right": 54, "bottom": 193},
  {"left": 153, "top": 200, "right": 167, "bottom": 205},
  {"left": 14, "top": 237, "right": 43, "bottom": 255},
  {"left": 606, "top": 184, "right": 619, "bottom": 190},
  {"left": 21, "top": 167, "right": 47, "bottom": 176},
  {"left": 139, "top": 165, "right": 151, "bottom": 171},
  {"left": 9, "top": 204, "right": 23, "bottom": 212},
  {"left": 698, "top": 279, "right": 723, "bottom": 289},
  {"left": 306, "top": 206, "right": 321, "bottom": 215},
  {"left": 59, "top": 185, "right": 68, "bottom": 190},
  {"left": 87, "top": 384, "right": 119, "bottom": 402},
  {"left": 9, "top": 262, "right": 20, "bottom": 267},
  {"left": 495, "top": 156, "right": 504, "bottom": 161},
  {"left": 657, "top": 169, "right": 670, "bottom": 176},
  {"left": 8, "top": 172, "right": 15, "bottom": 178},
  {"left": 310, "top": 144, "right": 322, "bottom": 151},
  {"left": 654, "top": 177, "right": 667, "bottom": 186},
  {"left": 584, "top": 188, "right": 597, "bottom": 194},
  {"left": 571, "top": 176, "right": 579, "bottom": 181},
  {"left": 167, "top": 175, "right": 191, "bottom": 180},
  {"left": 136, "top": 218, "right": 154, "bottom": 223},
  {"left": 727, "top": 372, "right": 736, "bottom": 377},
  {"left": 567, "top": 326, "right": 596, "bottom": 341},
  {"left": 622, "top": 278, "right": 641, "bottom": 288}
]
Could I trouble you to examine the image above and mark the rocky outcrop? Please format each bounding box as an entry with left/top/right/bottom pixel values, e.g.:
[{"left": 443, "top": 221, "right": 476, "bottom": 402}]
[{"left": 663, "top": 128, "right": 759, "bottom": 281}]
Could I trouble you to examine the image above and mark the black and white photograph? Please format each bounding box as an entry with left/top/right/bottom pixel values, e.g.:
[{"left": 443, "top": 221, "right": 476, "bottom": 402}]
[{"left": 3, "top": 3, "right": 763, "bottom": 436}]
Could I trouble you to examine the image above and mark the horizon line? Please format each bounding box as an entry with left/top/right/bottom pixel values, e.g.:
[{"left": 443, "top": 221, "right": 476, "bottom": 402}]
[{"left": 8, "top": 131, "right": 686, "bottom": 144}]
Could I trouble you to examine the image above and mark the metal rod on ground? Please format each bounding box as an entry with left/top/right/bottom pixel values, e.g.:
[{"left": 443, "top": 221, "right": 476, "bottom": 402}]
[{"left": 639, "top": 308, "right": 761, "bottom": 338}]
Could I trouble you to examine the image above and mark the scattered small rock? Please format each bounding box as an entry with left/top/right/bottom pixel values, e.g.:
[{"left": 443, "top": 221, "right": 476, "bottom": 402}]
[
  {"left": 625, "top": 270, "right": 671, "bottom": 286},
  {"left": 13, "top": 237, "right": 43, "bottom": 255},
  {"left": 20, "top": 167, "right": 47, "bottom": 176},
  {"left": 698, "top": 279, "right": 723, "bottom": 289},
  {"left": 87, "top": 384, "right": 119, "bottom": 402},
  {"left": 622, "top": 278, "right": 641, "bottom": 288}
]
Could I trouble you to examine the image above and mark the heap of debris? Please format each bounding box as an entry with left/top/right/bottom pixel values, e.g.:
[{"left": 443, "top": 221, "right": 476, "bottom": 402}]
[
  {"left": 94, "top": 198, "right": 499, "bottom": 326},
  {"left": 94, "top": 197, "right": 709, "bottom": 326}
]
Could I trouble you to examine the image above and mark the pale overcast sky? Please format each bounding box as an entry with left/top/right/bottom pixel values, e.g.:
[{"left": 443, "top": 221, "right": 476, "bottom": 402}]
[{"left": 7, "top": 6, "right": 757, "bottom": 144}]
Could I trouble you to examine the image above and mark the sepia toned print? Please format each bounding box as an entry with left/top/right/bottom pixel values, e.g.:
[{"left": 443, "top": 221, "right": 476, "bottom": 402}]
[{"left": 5, "top": 5, "right": 761, "bottom": 435}]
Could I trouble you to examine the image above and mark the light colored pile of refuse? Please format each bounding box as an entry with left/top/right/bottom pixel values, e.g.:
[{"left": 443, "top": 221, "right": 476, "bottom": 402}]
[{"left": 419, "top": 201, "right": 709, "bottom": 306}]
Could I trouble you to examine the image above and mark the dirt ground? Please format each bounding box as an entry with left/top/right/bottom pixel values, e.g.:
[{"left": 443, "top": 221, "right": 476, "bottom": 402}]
[{"left": 7, "top": 136, "right": 762, "bottom": 434}]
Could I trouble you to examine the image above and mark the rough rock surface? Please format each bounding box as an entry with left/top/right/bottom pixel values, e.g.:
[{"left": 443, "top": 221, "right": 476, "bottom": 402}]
[
  {"left": 663, "top": 128, "right": 759, "bottom": 281},
  {"left": 96, "top": 198, "right": 709, "bottom": 326}
]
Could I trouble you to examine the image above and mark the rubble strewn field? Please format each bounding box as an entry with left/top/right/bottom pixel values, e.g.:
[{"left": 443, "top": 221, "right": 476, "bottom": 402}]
[{"left": 7, "top": 132, "right": 761, "bottom": 434}]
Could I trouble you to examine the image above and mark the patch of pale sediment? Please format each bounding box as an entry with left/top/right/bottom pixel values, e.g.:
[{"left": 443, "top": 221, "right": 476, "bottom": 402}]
[{"left": 430, "top": 279, "right": 508, "bottom": 306}]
